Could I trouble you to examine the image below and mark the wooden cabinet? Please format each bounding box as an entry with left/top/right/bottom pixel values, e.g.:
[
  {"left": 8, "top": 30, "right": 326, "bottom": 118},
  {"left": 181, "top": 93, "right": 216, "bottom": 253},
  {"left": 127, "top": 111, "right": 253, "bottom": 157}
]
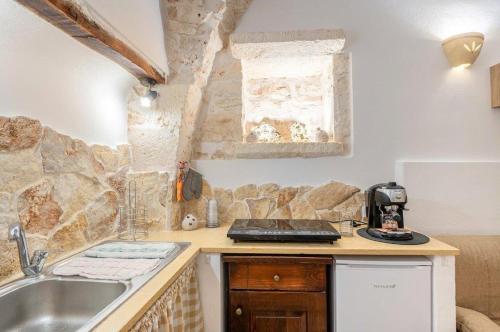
[{"left": 224, "top": 255, "right": 332, "bottom": 332}]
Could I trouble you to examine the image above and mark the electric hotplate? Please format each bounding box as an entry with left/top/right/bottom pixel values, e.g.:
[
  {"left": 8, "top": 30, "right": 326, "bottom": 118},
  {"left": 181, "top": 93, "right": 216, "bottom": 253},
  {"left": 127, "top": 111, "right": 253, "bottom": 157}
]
[{"left": 227, "top": 219, "right": 341, "bottom": 243}]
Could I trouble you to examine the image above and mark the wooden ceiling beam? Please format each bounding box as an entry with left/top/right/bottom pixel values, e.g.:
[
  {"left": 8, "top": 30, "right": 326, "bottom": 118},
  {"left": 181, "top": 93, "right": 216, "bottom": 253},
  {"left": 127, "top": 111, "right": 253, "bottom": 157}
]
[{"left": 15, "top": 0, "right": 165, "bottom": 84}]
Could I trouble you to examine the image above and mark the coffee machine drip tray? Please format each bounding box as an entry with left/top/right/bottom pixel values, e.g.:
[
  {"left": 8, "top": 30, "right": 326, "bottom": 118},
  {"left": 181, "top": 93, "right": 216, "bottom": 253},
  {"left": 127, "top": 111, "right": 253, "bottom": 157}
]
[
  {"left": 227, "top": 219, "right": 341, "bottom": 243},
  {"left": 357, "top": 228, "right": 430, "bottom": 245}
]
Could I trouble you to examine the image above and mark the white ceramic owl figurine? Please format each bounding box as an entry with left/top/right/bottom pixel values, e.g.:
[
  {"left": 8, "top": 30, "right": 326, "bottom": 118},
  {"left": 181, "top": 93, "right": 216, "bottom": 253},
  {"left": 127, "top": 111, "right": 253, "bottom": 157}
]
[{"left": 181, "top": 214, "right": 198, "bottom": 231}]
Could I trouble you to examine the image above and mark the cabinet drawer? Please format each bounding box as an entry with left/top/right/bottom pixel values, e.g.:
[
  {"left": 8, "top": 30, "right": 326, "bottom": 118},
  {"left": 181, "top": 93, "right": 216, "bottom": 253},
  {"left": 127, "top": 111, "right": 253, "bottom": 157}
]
[{"left": 225, "top": 256, "right": 330, "bottom": 292}]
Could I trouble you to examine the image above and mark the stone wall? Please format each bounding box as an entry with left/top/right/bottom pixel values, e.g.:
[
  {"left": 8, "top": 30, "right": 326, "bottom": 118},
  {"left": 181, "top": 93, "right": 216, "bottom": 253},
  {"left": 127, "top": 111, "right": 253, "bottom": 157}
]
[
  {"left": 0, "top": 116, "right": 168, "bottom": 281},
  {"left": 192, "top": 48, "right": 243, "bottom": 159},
  {"left": 184, "top": 180, "right": 364, "bottom": 226},
  {"left": 127, "top": 0, "right": 252, "bottom": 229},
  {"left": 244, "top": 75, "right": 325, "bottom": 137}
]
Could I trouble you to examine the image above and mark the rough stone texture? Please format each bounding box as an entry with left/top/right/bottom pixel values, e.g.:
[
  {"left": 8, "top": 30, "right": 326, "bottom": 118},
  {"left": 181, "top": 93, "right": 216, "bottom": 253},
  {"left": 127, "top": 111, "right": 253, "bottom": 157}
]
[
  {"left": 0, "top": 147, "right": 44, "bottom": 193},
  {"left": 0, "top": 116, "right": 136, "bottom": 282},
  {"left": 333, "top": 53, "right": 353, "bottom": 154},
  {"left": 53, "top": 173, "right": 105, "bottom": 222},
  {"left": 331, "top": 192, "right": 365, "bottom": 220},
  {"left": 183, "top": 196, "right": 208, "bottom": 225},
  {"left": 214, "top": 188, "right": 233, "bottom": 215},
  {"left": 243, "top": 74, "right": 327, "bottom": 141},
  {"left": 84, "top": 191, "right": 119, "bottom": 242},
  {"left": 230, "top": 29, "right": 346, "bottom": 59},
  {"left": 148, "top": 0, "right": 252, "bottom": 174},
  {"left": 246, "top": 197, "right": 273, "bottom": 219},
  {"left": 48, "top": 213, "right": 88, "bottom": 255},
  {"left": 290, "top": 197, "right": 318, "bottom": 219},
  {"left": 235, "top": 142, "right": 344, "bottom": 159},
  {"left": 192, "top": 50, "right": 243, "bottom": 159},
  {"left": 0, "top": 242, "right": 19, "bottom": 280},
  {"left": 202, "top": 179, "right": 214, "bottom": 199},
  {"left": 17, "top": 179, "right": 62, "bottom": 236},
  {"left": 234, "top": 184, "right": 258, "bottom": 200},
  {"left": 127, "top": 171, "right": 170, "bottom": 229},
  {"left": 41, "top": 128, "right": 104, "bottom": 178},
  {"left": 316, "top": 209, "right": 342, "bottom": 221},
  {"left": 162, "top": 0, "right": 251, "bottom": 87},
  {"left": 258, "top": 183, "right": 280, "bottom": 199},
  {"left": 91, "top": 145, "right": 117, "bottom": 172},
  {"left": 222, "top": 201, "right": 250, "bottom": 225},
  {"left": 128, "top": 84, "right": 184, "bottom": 174},
  {"left": 305, "top": 181, "right": 360, "bottom": 210},
  {"left": 127, "top": 0, "right": 251, "bottom": 228},
  {"left": 0, "top": 192, "right": 13, "bottom": 214},
  {"left": 117, "top": 145, "right": 132, "bottom": 168},
  {"left": 269, "top": 205, "right": 292, "bottom": 219},
  {"left": 183, "top": 180, "right": 363, "bottom": 228},
  {"left": 106, "top": 166, "right": 129, "bottom": 205},
  {"left": 0, "top": 116, "right": 42, "bottom": 152}
]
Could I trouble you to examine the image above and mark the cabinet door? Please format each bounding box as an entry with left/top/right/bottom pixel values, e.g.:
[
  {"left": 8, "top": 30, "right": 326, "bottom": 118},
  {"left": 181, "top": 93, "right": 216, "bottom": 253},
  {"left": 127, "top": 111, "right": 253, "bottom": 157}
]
[{"left": 229, "top": 291, "right": 327, "bottom": 332}]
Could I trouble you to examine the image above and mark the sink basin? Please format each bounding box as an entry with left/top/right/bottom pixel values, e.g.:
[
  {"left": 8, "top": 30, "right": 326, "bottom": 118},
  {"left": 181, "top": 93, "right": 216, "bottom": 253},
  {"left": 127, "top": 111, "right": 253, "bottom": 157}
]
[
  {"left": 0, "top": 278, "right": 127, "bottom": 332},
  {"left": 0, "top": 241, "right": 190, "bottom": 332}
]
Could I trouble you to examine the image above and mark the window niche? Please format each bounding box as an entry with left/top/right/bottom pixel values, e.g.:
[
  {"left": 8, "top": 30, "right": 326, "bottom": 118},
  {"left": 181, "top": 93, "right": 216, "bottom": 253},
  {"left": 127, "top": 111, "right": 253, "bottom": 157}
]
[
  {"left": 193, "top": 29, "right": 352, "bottom": 159},
  {"left": 233, "top": 29, "right": 351, "bottom": 158}
]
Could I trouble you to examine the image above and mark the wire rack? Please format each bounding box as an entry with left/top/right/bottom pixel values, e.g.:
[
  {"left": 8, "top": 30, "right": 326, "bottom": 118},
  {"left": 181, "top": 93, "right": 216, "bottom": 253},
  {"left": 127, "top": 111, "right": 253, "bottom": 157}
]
[{"left": 118, "top": 180, "right": 149, "bottom": 240}]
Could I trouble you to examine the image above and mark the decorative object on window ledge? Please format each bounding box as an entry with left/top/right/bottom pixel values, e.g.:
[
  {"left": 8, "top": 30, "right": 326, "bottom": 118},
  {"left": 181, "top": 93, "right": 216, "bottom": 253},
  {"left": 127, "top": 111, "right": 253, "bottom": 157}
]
[
  {"left": 249, "top": 124, "right": 281, "bottom": 143},
  {"left": 490, "top": 63, "right": 500, "bottom": 108},
  {"left": 442, "top": 32, "right": 484, "bottom": 69},
  {"left": 245, "top": 131, "right": 258, "bottom": 143},
  {"left": 314, "top": 128, "right": 330, "bottom": 143},
  {"left": 290, "top": 122, "right": 310, "bottom": 142}
]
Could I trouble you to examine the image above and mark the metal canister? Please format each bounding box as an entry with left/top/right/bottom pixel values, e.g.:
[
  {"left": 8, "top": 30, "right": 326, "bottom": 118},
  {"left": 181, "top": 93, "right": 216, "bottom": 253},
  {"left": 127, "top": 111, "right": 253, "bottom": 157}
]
[{"left": 206, "top": 199, "right": 219, "bottom": 228}]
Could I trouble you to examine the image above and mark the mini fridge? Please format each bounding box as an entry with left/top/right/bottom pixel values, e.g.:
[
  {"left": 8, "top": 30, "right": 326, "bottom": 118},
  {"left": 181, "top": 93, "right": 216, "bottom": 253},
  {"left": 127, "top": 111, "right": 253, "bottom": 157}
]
[{"left": 333, "top": 256, "right": 432, "bottom": 332}]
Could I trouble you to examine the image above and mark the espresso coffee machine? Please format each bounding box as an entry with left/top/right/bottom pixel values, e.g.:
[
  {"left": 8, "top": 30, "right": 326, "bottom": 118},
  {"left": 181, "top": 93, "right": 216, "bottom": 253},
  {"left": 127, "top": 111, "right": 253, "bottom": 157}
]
[{"left": 365, "top": 182, "right": 413, "bottom": 241}]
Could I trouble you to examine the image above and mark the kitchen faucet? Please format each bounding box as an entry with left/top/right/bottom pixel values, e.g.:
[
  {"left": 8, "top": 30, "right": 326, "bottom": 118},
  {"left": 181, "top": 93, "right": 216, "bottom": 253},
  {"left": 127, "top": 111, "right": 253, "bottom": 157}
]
[{"left": 8, "top": 222, "right": 48, "bottom": 276}]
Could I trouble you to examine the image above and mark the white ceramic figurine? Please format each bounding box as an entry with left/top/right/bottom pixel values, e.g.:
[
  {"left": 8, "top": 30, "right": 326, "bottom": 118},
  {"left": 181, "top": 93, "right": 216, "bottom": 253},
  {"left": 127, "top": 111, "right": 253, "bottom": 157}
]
[{"left": 181, "top": 214, "right": 198, "bottom": 231}]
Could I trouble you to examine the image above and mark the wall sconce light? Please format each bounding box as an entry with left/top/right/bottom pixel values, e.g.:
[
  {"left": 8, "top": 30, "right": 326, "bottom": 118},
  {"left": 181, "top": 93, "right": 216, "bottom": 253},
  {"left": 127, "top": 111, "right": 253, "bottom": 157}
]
[
  {"left": 139, "top": 78, "right": 158, "bottom": 108},
  {"left": 442, "top": 32, "right": 484, "bottom": 69}
]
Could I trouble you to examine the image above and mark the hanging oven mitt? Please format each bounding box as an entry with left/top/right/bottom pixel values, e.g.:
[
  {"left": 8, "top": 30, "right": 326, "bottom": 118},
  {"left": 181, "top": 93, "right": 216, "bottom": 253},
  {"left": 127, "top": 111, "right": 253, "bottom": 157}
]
[
  {"left": 182, "top": 168, "right": 203, "bottom": 201},
  {"left": 176, "top": 170, "right": 185, "bottom": 202}
]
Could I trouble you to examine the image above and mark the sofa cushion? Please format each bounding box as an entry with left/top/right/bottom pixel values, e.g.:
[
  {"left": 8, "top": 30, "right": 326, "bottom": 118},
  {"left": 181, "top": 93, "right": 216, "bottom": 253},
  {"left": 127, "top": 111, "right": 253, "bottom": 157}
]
[
  {"left": 437, "top": 236, "right": 500, "bottom": 322},
  {"left": 456, "top": 306, "right": 500, "bottom": 332}
]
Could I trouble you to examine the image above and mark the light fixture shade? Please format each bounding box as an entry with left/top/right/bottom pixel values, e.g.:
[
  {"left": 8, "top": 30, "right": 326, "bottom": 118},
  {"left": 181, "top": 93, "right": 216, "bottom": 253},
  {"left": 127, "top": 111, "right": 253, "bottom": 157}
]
[{"left": 442, "top": 32, "right": 484, "bottom": 68}]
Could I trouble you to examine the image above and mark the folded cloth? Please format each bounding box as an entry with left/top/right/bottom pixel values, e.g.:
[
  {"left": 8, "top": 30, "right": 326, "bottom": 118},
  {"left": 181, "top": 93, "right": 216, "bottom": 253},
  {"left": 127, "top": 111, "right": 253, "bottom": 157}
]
[
  {"left": 84, "top": 242, "right": 178, "bottom": 259},
  {"left": 53, "top": 257, "right": 160, "bottom": 280}
]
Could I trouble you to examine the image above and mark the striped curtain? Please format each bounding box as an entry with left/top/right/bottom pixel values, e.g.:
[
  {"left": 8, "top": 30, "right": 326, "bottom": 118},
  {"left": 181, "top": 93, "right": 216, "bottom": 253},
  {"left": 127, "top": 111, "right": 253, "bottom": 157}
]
[{"left": 131, "top": 262, "right": 204, "bottom": 332}]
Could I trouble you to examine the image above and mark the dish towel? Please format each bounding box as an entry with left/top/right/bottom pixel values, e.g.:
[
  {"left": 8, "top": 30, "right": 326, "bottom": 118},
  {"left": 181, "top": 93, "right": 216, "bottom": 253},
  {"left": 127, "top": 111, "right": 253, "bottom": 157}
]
[
  {"left": 53, "top": 257, "right": 160, "bottom": 280},
  {"left": 84, "top": 242, "right": 178, "bottom": 259}
]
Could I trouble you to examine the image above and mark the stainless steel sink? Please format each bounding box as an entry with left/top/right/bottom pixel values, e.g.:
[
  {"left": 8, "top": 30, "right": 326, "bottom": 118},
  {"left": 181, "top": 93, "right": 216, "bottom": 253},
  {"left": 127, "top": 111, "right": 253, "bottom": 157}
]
[
  {"left": 0, "top": 241, "right": 190, "bottom": 332},
  {"left": 0, "top": 278, "right": 126, "bottom": 332}
]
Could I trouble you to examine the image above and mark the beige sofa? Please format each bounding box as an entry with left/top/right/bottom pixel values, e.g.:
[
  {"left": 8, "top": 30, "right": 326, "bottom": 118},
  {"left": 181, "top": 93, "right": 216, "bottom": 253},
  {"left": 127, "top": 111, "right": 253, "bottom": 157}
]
[{"left": 437, "top": 236, "right": 500, "bottom": 332}]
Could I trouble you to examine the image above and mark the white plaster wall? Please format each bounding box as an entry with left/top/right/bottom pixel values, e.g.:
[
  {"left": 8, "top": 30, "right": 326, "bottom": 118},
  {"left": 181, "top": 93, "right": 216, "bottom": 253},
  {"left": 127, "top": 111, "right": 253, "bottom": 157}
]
[
  {"left": 195, "top": 0, "right": 500, "bottom": 234},
  {"left": 397, "top": 162, "right": 500, "bottom": 235},
  {"left": 85, "top": 0, "right": 168, "bottom": 75},
  {"left": 0, "top": 1, "right": 162, "bottom": 147}
]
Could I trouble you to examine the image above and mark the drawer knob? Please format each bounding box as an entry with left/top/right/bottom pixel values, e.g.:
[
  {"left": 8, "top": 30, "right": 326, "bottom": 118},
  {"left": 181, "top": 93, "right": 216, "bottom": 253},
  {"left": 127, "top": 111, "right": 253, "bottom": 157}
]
[
  {"left": 235, "top": 307, "right": 243, "bottom": 316},
  {"left": 273, "top": 274, "right": 280, "bottom": 282}
]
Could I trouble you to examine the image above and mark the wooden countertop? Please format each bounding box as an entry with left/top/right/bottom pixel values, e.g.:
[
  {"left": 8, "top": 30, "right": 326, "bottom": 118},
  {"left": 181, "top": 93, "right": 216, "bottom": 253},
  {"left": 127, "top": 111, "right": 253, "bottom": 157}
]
[{"left": 93, "top": 225, "right": 459, "bottom": 331}]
